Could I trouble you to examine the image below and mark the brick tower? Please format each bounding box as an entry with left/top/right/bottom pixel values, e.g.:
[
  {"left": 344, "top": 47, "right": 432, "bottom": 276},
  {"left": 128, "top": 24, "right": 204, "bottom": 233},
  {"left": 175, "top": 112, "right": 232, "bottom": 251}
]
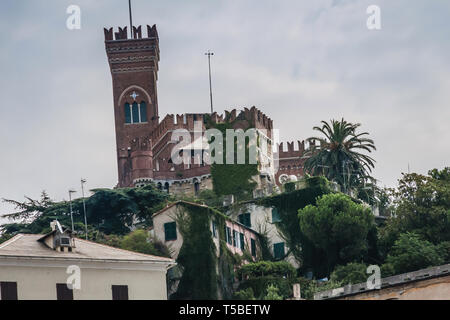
[{"left": 104, "top": 25, "right": 160, "bottom": 187}]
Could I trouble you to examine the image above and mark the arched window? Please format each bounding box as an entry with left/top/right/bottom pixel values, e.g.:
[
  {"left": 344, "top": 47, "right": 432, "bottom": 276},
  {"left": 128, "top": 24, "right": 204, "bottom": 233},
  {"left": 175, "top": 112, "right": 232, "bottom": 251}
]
[
  {"left": 124, "top": 103, "right": 131, "bottom": 123},
  {"left": 132, "top": 102, "right": 139, "bottom": 123},
  {"left": 140, "top": 101, "right": 147, "bottom": 122}
]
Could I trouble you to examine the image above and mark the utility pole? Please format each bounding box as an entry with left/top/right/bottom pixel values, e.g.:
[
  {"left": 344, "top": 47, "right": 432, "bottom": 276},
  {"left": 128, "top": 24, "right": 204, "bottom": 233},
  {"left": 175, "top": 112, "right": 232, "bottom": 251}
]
[
  {"left": 81, "top": 179, "right": 88, "bottom": 240},
  {"left": 205, "top": 50, "right": 214, "bottom": 113},
  {"left": 68, "top": 189, "right": 77, "bottom": 232},
  {"left": 128, "top": 0, "right": 133, "bottom": 38}
]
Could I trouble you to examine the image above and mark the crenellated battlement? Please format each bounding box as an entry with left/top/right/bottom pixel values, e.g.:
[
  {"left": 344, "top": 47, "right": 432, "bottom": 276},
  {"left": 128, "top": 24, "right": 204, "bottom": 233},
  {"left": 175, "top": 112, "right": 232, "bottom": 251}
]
[
  {"left": 150, "top": 107, "right": 274, "bottom": 144},
  {"left": 104, "top": 24, "right": 159, "bottom": 41},
  {"left": 277, "top": 139, "right": 317, "bottom": 157}
]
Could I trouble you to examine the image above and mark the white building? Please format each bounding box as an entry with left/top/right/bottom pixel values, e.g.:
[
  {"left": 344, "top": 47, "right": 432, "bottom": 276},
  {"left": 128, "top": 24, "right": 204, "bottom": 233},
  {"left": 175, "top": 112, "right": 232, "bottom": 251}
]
[
  {"left": 227, "top": 202, "right": 300, "bottom": 268},
  {"left": 0, "top": 222, "right": 175, "bottom": 300}
]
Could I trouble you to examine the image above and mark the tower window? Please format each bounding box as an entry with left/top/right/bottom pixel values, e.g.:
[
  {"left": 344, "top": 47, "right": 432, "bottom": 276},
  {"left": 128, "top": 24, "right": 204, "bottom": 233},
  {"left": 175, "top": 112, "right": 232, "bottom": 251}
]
[
  {"left": 132, "top": 102, "right": 139, "bottom": 123},
  {"left": 124, "top": 103, "right": 131, "bottom": 123},
  {"left": 124, "top": 101, "right": 148, "bottom": 124},
  {"left": 140, "top": 101, "right": 147, "bottom": 122}
]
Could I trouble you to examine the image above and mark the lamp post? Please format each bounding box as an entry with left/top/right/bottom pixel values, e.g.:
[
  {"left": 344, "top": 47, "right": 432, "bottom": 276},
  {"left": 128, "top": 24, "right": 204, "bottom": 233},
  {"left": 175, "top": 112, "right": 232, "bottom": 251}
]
[
  {"left": 81, "top": 178, "right": 88, "bottom": 240},
  {"left": 68, "top": 189, "right": 77, "bottom": 232}
]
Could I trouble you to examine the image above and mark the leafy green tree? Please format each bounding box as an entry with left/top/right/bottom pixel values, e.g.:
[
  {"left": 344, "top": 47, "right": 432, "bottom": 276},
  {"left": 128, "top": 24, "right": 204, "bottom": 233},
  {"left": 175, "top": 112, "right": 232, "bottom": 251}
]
[
  {"left": 233, "top": 288, "right": 256, "bottom": 300},
  {"left": 1, "top": 185, "right": 168, "bottom": 236},
  {"left": 120, "top": 229, "right": 170, "bottom": 257},
  {"left": 330, "top": 262, "right": 368, "bottom": 285},
  {"left": 298, "top": 193, "right": 375, "bottom": 276},
  {"left": 264, "top": 284, "right": 283, "bottom": 300},
  {"left": 304, "top": 119, "right": 376, "bottom": 192},
  {"left": 379, "top": 168, "right": 450, "bottom": 255},
  {"left": 385, "top": 232, "right": 445, "bottom": 274},
  {"left": 259, "top": 176, "right": 331, "bottom": 276}
]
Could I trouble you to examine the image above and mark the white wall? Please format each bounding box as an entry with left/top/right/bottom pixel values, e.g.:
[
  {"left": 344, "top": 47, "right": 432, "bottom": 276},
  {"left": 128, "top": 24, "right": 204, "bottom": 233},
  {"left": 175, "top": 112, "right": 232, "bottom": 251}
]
[{"left": 0, "top": 261, "right": 168, "bottom": 300}]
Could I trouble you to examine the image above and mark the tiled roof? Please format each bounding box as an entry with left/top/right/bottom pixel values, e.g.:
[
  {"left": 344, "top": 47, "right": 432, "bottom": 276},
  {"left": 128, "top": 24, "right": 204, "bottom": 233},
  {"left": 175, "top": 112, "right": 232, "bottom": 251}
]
[{"left": 0, "top": 234, "right": 174, "bottom": 263}]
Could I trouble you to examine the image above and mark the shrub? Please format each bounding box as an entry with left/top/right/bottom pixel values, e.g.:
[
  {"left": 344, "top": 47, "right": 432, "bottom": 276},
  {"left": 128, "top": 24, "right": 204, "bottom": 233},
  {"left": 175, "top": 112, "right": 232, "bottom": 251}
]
[
  {"left": 264, "top": 284, "right": 283, "bottom": 300},
  {"left": 233, "top": 288, "right": 255, "bottom": 300}
]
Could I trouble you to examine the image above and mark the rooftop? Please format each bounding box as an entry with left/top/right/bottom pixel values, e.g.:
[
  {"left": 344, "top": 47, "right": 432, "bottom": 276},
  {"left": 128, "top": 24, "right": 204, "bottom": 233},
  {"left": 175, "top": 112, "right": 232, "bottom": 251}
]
[
  {"left": 314, "top": 263, "right": 450, "bottom": 300},
  {"left": 0, "top": 234, "right": 174, "bottom": 264}
]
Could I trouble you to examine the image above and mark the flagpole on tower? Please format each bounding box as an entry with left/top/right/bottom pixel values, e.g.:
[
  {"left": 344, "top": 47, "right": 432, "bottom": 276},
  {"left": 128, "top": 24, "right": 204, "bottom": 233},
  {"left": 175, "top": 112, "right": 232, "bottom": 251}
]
[{"left": 128, "top": 0, "right": 133, "bottom": 38}]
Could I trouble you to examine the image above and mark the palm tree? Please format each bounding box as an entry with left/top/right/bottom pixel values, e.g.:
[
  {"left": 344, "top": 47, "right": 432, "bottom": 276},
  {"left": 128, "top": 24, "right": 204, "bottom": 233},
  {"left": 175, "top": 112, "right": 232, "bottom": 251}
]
[{"left": 304, "top": 118, "right": 376, "bottom": 192}]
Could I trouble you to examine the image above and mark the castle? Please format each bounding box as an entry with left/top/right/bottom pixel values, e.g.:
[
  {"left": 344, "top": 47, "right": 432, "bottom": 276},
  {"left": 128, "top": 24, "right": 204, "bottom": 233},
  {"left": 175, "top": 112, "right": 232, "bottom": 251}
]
[{"left": 104, "top": 24, "right": 309, "bottom": 196}]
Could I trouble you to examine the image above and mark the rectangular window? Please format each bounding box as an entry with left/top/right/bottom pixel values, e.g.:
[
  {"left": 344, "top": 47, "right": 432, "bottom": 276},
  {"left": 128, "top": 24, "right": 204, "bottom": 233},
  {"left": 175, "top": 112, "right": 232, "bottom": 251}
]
[
  {"left": 124, "top": 103, "right": 131, "bottom": 124},
  {"left": 272, "top": 208, "right": 281, "bottom": 223},
  {"left": 225, "top": 226, "right": 232, "bottom": 245},
  {"left": 112, "top": 285, "right": 129, "bottom": 300},
  {"left": 212, "top": 221, "right": 217, "bottom": 238},
  {"left": 139, "top": 102, "right": 147, "bottom": 122},
  {"left": 239, "top": 233, "right": 245, "bottom": 251},
  {"left": 164, "top": 222, "right": 177, "bottom": 241},
  {"left": 233, "top": 230, "right": 238, "bottom": 247},
  {"left": 56, "top": 283, "right": 73, "bottom": 300},
  {"left": 251, "top": 239, "right": 256, "bottom": 257},
  {"left": 274, "top": 242, "right": 285, "bottom": 260},
  {"left": 238, "top": 213, "right": 251, "bottom": 228},
  {"left": 0, "top": 282, "right": 18, "bottom": 300},
  {"left": 132, "top": 102, "right": 139, "bottom": 123}
]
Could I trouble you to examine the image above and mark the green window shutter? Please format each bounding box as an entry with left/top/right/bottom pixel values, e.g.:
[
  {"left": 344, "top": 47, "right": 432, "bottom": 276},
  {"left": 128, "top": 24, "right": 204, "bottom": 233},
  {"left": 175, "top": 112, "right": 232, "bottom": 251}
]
[
  {"left": 225, "top": 227, "right": 232, "bottom": 245},
  {"left": 140, "top": 101, "right": 147, "bottom": 122},
  {"left": 239, "top": 233, "right": 245, "bottom": 250},
  {"left": 124, "top": 103, "right": 131, "bottom": 123},
  {"left": 251, "top": 239, "right": 256, "bottom": 257},
  {"left": 272, "top": 208, "right": 281, "bottom": 223},
  {"left": 239, "top": 213, "right": 251, "bottom": 228},
  {"left": 132, "top": 102, "right": 139, "bottom": 123},
  {"left": 274, "top": 242, "right": 285, "bottom": 260},
  {"left": 164, "top": 222, "right": 177, "bottom": 241}
]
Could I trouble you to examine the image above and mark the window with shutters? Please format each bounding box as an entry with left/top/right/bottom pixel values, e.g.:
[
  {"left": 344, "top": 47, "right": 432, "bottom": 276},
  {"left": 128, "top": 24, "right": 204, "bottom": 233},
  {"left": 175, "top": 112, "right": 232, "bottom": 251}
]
[
  {"left": 225, "top": 226, "right": 232, "bottom": 245},
  {"left": 56, "top": 283, "right": 73, "bottom": 300},
  {"left": 0, "top": 282, "right": 18, "bottom": 300},
  {"left": 233, "top": 230, "right": 239, "bottom": 248},
  {"left": 272, "top": 208, "right": 281, "bottom": 223},
  {"left": 239, "top": 233, "right": 245, "bottom": 251},
  {"left": 238, "top": 213, "right": 251, "bottom": 228},
  {"left": 112, "top": 285, "right": 129, "bottom": 300},
  {"left": 274, "top": 242, "right": 285, "bottom": 260},
  {"left": 251, "top": 239, "right": 256, "bottom": 257},
  {"left": 164, "top": 222, "right": 177, "bottom": 241}
]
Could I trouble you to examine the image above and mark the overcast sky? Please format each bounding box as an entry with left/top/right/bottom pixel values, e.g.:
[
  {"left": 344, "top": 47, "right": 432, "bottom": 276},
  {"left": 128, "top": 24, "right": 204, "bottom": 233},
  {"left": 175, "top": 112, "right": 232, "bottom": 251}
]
[{"left": 1, "top": 0, "right": 449, "bottom": 224}]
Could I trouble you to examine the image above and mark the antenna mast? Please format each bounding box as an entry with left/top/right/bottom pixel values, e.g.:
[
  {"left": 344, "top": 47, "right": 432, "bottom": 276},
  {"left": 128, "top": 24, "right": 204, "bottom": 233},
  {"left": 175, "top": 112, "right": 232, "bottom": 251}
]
[{"left": 205, "top": 50, "right": 214, "bottom": 113}]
